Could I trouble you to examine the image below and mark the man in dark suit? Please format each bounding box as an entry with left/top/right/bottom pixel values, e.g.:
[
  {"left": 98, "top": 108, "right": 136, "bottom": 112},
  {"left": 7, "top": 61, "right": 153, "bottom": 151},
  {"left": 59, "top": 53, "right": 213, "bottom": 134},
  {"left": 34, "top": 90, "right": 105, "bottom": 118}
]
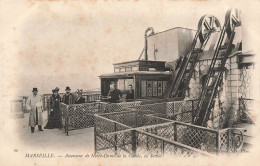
[
  {"left": 107, "top": 83, "right": 122, "bottom": 103},
  {"left": 75, "top": 89, "right": 85, "bottom": 104},
  {"left": 126, "top": 84, "right": 134, "bottom": 101},
  {"left": 62, "top": 86, "right": 75, "bottom": 105}
]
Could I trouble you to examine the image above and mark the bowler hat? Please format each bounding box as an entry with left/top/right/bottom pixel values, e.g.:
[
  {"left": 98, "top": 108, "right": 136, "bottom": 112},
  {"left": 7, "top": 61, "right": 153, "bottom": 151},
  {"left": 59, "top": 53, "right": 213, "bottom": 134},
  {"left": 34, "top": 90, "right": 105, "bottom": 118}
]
[
  {"left": 32, "top": 88, "right": 38, "bottom": 92},
  {"left": 65, "top": 86, "right": 71, "bottom": 91},
  {"left": 52, "top": 87, "right": 60, "bottom": 92}
]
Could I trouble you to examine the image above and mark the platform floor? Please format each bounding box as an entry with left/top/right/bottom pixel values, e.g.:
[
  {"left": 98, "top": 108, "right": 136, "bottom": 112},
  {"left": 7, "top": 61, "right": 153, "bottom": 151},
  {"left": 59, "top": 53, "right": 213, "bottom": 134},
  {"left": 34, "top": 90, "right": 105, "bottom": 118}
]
[{"left": 6, "top": 111, "right": 95, "bottom": 154}]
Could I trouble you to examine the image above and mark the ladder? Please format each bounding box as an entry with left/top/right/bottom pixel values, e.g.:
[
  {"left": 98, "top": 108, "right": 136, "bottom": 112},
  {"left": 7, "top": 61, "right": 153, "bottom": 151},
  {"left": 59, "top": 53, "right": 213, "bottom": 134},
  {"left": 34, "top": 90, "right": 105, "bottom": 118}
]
[
  {"left": 194, "top": 9, "right": 241, "bottom": 127},
  {"left": 167, "top": 15, "right": 220, "bottom": 99}
]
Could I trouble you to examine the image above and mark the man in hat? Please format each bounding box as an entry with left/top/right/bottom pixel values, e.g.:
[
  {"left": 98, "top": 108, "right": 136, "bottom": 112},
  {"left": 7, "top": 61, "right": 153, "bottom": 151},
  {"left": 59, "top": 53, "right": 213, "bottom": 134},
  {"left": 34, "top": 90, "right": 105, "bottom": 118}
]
[
  {"left": 26, "top": 88, "right": 44, "bottom": 133},
  {"left": 107, "top": 82, "right": 122, "bottom": 103},
  {"left": 75, "top": 89, "right": 85, "bottom": 104},
  {"left": 62, "top": 86, "right": 75, "bottom": 105}
]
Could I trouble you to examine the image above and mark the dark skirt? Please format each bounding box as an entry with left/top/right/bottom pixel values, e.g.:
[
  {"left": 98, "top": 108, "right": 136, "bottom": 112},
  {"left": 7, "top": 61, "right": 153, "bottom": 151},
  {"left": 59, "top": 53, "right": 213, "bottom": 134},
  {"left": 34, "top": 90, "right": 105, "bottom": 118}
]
[{"left": 44, "top": 107, "right": 63, "bottom": 129}]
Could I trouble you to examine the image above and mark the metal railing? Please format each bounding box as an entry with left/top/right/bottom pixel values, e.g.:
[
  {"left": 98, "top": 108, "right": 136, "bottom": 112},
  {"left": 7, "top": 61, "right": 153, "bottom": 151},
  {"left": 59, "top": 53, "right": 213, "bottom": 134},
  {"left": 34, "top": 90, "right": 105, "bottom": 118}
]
[
  {"left": 42, "top": 91, "right": 101, "bottom": 110},
  {"left": 94, "top": 110, "right": 246, "bottom": 156},
  {"left": 238, "top": 97, "right": 254, "bottom": 124},
  {"left": 59, "top": 99, "right": 198, "bottom": 135}
]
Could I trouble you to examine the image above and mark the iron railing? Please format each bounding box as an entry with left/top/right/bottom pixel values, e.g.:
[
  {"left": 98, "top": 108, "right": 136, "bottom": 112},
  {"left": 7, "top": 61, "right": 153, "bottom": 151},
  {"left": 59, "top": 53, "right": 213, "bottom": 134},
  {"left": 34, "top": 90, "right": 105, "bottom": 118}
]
[
  {"left": 238, "top": 97, "right": 254, "bottom": 124},
  {"left": 94, "top": 110, "right": 246, "bottom": 155},
  {"left": 59, "top": 99, "right": 198, "bottom": 135}
]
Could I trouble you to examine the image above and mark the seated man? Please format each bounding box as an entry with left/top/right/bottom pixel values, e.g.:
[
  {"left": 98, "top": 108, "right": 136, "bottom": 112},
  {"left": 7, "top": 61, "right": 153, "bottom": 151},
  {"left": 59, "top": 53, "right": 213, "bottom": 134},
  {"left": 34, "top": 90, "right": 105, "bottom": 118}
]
[
  {"left": 106, "top": 83, "right": 122, "bottom": 103},
  {"left": 126, "top": 85, "right": 134, "bottom": 101}
]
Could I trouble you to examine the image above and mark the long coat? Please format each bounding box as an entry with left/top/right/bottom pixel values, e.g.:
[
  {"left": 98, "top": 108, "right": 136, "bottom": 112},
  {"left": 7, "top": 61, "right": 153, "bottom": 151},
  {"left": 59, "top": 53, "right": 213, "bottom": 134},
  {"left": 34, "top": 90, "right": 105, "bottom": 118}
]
[{"left": 26, "top": 95, "right": 43, "bottom": 127}]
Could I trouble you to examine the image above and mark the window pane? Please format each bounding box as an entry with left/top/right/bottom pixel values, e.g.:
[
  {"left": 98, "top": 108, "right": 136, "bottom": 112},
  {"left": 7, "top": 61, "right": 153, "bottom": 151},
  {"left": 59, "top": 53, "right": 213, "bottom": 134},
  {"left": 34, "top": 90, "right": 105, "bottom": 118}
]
[
  {"left": 132, "top": 66, "right": 138, "bottom": 71},
  {"left": 117, "top": 79, "right": 125, "bottom": 91},
  {"left": 126, "top": 67, "right": 132, "bottom": 72},
  {"left": 163, "top": 81, "right": 167, "bottom": 94},
  {"left": 158, "top": 81, "right": 163, "bottom": 96},
  {"left": 125, "top": 79, "right": 134, "bottom": 89},
  {"left": 115, "top": 68, "right": 120, "bottom": 73},
  {"left": 153, "top": 81, "right": 158, "bottom": 96},
  {"left": 141, "top": 81, "right": 146, "bottom": 98},
  {"left": 147, "top": 81, "right": 153, "bottom": 96}
]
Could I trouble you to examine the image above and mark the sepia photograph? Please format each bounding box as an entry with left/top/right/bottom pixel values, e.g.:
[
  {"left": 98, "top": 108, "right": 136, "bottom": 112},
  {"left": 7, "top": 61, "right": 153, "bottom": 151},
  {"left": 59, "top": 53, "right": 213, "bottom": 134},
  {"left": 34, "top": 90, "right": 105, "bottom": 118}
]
[{"left": 0, "top": 0, "right": 259, "bottom": 166}]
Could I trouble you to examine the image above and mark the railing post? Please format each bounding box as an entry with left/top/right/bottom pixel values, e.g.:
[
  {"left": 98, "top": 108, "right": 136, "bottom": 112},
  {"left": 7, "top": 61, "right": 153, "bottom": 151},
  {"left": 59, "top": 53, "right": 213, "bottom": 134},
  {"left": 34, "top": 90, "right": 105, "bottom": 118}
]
[
  {"left": 161, "top": 140, "right": 165, "bottom": 157},
  {"left": 66, "top": 105, "right": 69, "bottom": 136},
  {"left": 191, "top": 100, "right": 194, "bottom": 123},
  {"left": 135, "top": 111, "right": 138, "bottom": 127},
  {"left": 131, "top": 130, "right": 137, "bottom": 155},
  {"left": 94, "top": 116, "right": 97, "bottom": 154},
  {"left": 174, "top": 123, "right": 177, "bottom": 142},
  {"left": 114, "top": 122, "right": 117, "bottom": 155},
  {"left": 216, "top": 131, "right": 220, "bottom": 154}
]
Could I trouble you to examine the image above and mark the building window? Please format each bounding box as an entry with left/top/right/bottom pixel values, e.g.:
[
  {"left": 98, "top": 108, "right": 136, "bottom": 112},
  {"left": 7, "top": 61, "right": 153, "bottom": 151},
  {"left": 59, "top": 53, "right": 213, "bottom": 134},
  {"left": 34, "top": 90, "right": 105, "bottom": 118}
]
[
  {"left": 158, "top": 81, "right": 163, "bottom": 96},
  {"left": 163, "top": 81, "right": 167, "bottom": 94},
  {"left": 126, "top": 67, "right": 132, "bottom": 72},
  {"left": 153, "top": 81, "right": 158, "bottom": 96},
  {"left": 115, "top": 68, "right": 120, "bottom": 73},
  {"left": 147, "top": 81, "right": 153, "bottom": 96},
  {"left": 132, "top": 66, "right": 138, "bottom": 71},
  {"left": 117, "top": 79, "right": 134, "bottom": 91},
  {"left": 117, "top": 79, "right": 125, "bottom": 91},
  {"left": 141, "top": 81, "right": 147, "bottom": 97},
  {"left": 141, "top": 80, "right": 168, "bottom": 98},
  {"left": 120, "top": 68, "right": 126, "bottom": 72}
]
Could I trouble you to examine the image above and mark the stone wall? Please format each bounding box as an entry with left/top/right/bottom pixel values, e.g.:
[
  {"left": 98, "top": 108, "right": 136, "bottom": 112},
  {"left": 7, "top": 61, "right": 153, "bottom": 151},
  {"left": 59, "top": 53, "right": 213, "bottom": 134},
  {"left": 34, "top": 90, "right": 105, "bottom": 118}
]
[{"left": 184, "top": 54, "right": 252, "bottom": 128}]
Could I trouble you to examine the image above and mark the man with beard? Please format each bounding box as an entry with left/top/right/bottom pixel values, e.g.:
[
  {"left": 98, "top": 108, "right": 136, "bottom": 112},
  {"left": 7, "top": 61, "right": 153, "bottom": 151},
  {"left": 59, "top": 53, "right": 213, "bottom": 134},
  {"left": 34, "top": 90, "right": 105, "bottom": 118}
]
[{"left": 62, "top": 86, "right": 75, "bottom": 105}]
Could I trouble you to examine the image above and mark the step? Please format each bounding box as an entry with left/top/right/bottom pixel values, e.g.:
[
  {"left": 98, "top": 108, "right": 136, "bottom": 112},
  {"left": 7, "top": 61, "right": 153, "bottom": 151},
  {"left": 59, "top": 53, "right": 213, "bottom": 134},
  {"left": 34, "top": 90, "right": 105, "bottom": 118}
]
[
  {"left": 212, "top": 66, "right": 227, "bottom": 71},
  {"left": 193, "top": 48, "right": 203, "bottom": 53},
  {"left": 184, "top": 70, "right": 191, "bottom": 73},
  {"left": 205, "top": 86, "right": 214, "bottom": 90},
  {"left": 219, "top": 45, "right": 228, "bottom": 50}
]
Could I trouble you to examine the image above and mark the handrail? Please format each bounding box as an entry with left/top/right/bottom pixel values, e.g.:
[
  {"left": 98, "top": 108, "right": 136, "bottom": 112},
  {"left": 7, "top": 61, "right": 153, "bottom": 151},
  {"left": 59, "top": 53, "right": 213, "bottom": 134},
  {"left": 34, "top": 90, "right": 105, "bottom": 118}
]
[{"left": 136, "top": 129, "right": 215, "bottom": 157}]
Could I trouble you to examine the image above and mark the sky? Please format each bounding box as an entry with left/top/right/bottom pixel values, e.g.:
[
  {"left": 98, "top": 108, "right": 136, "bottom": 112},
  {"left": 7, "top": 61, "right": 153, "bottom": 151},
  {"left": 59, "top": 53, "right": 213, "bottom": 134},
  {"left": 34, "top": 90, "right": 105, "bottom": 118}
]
[{"left": 0, "top": 0, "right": 259, "bottom": 97}]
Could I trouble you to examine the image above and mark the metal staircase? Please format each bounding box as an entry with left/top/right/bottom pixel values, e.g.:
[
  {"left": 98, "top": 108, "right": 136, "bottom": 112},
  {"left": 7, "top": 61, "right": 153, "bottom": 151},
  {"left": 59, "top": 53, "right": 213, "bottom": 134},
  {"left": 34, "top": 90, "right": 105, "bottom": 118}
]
[
  {"left": 194, "top": 9, "right": 242, "bottom": 127},
  {"left": 166, "top": 15, "right": 221, "bottom": 99}
]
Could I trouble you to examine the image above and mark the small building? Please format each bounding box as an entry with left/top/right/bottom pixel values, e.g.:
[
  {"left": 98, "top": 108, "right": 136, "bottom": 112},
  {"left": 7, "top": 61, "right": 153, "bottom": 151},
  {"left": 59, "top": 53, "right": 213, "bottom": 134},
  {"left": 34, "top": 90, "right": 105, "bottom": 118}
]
[
  {"left": 99, "top": 60, "right": 171, "bottom": 99},
  {"left": 99, "top": 27, "right": 196, "bottom": 100}
]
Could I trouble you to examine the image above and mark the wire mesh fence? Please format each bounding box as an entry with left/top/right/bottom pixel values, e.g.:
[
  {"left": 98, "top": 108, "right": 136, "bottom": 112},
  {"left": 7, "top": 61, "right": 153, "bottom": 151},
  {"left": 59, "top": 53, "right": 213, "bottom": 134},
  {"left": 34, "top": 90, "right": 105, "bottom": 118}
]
[
  {"left": 238, "top": 97, "right": 254, "bottom": 124},
  {"left": 94, "top": 110, "right": 246, "bottom": 156},
  {"left": 59, "top": 99, "right": 198, "bottom": 135}
]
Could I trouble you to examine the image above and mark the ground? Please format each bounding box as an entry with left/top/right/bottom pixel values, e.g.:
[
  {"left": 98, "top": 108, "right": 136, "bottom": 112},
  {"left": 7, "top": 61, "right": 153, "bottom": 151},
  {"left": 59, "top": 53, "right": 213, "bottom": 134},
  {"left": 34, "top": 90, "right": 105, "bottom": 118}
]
[{"left": 3, "top": 111, "right": 95, "bottom": 155}]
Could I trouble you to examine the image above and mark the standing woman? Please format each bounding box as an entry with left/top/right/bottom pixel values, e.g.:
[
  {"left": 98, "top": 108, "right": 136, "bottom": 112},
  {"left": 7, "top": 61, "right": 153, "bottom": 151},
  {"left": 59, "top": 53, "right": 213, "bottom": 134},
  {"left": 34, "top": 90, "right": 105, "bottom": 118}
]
[{"left": 44, "top": 87, "right": 62, "bottom": 129}]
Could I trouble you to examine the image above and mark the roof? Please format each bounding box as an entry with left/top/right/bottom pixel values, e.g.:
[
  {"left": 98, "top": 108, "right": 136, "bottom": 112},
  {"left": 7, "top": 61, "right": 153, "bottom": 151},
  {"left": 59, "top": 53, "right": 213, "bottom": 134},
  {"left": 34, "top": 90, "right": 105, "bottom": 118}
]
[
  {"left": 113, "top": 60, "right": 166, "bottom": 65},
  {"left": 148, "top": 27, "right": 196, "bottom": 37},
  {"left": 99, "top": 71, "right": 172, "bottom": 78}
]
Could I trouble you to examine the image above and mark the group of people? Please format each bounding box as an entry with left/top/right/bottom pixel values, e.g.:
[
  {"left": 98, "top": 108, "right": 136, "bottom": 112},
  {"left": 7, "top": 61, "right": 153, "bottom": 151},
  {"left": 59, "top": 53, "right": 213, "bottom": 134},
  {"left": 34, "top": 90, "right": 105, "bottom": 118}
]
[
  {"left": 26, "top": 83, "right": 134, "bottom": 133},
  {"left": 26, "top": 86, "right": 86, "bottom": 133},
  {"left": 102, "top": 82, "right": 134, "bottom": 103}
]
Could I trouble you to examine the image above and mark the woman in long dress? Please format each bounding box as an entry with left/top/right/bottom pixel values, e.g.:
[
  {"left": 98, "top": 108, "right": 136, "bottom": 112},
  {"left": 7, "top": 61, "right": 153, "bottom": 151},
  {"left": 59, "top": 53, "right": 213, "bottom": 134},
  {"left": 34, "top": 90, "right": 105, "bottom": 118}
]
[{"left": 44, "top": 87, "right": 62, "bottom": 129}]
